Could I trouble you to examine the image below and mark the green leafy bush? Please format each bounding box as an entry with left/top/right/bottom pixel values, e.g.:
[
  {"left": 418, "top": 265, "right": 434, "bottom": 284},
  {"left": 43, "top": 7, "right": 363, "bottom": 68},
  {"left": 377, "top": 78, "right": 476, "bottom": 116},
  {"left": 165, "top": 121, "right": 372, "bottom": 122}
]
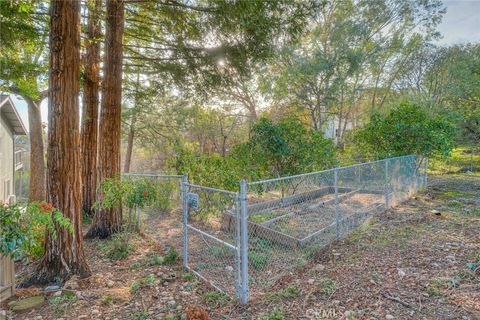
[
  {"left": 0, "top": 202, "right": 72, "bottom": 259},
  {"left": 239, "top": 117, "right": 336, "bottom": 178},
  {"left": 354, "top": 102, "right": 457, "bottom": 160}
]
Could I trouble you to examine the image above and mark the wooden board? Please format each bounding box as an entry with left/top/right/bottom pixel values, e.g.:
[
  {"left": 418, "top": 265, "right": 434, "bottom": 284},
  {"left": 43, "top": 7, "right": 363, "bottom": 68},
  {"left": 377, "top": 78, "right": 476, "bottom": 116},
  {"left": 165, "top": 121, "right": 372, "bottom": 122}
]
[
  {"left": 222, "top": 213, "right": 301, "bottom": 249},
  {"left": 0, "top": 255, "right": 15, "bottom": 302}
]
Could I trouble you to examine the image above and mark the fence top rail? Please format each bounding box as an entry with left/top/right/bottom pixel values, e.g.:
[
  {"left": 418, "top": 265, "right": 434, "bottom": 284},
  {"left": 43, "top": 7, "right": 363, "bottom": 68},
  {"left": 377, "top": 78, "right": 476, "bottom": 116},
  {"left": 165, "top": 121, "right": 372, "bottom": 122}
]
[
  {"left": 185, "top": 183, "right": 238, "bottom": 196},
  {"left": 122, "top": 173, "right": 183, "bottom": 178},
  {"left": 246, "top": 154, "right": 417, "bottom": 187}
]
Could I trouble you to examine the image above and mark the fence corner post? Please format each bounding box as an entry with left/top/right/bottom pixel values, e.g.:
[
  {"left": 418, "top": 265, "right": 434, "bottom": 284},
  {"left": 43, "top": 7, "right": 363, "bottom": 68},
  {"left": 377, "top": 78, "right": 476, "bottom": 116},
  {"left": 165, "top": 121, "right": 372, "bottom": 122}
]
[
  {"left": 385, "top": 159, "right": 390, "bottom": 209},
  {"left": 182, "top": 174, "right": 189, "bottom": 270},
  {"left": 239, "top": 179, "right": 249, "bottom": 304}
]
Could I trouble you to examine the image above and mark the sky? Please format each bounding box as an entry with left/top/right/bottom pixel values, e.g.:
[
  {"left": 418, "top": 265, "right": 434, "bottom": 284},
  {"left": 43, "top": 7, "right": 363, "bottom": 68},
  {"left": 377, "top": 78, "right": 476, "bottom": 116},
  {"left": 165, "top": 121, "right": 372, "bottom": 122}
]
[{"left": 10, "top": 0, "right": 480, "bottom": 132}]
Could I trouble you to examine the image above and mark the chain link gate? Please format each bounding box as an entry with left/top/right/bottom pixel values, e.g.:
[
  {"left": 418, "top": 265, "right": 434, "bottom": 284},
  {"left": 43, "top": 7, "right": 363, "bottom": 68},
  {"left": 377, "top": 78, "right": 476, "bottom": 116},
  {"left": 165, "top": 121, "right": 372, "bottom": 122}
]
[{"left": 182, "top": 180, "right": 248, "bottom": 301}]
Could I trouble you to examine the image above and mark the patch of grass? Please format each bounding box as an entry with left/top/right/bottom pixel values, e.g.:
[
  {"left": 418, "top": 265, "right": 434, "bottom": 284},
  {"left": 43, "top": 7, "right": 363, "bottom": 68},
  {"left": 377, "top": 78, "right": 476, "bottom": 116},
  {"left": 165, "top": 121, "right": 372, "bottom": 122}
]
[
  {"left": 250, "top": 251, "right": 269, "bottom": 270},
  {"left": 163, "top": 247, "right": 179, "bottom": 265},
  {"left": 250, "top": 211, "right": 281, "bottom": 224},
  {"left": 131, "top": 308, "right": 149, "bottom": 320},
  {"left": 466, "top": 208, "right": 480, "bottom": 217},
  {"left": 202, "top": 290, "right": 230, "bottom": 307},
  {"left": 147, "top": 254, "right": 164, "bottom": 266},
  {"left": 130, "top": 280, "right": 142, "bottom": 293},
  {"left": 447, "top": 200, "right": 463, "bottom": 209},
  {"left": 130, "top": 274, "right": 156, "bottom": 293},
  {"left": 103, "top": 232, "right": 134, "bottom": 260},
  {"left": 268, "top": 286, "right": 301, "bottom": 300},
  {"left": 49, "top": 290, "right": 78, "bottom": 305},
  {"left": 457, "top": 269, "right": 477, "bottom": 281},
  {"left": 318, "top": 278, "right": 336, "bottom": 296},
  {"left": 429, "top": 146, "right": 480, "bottom": 175},
  {"left": 440, "top": 190, "right": 475, "bottom": 198},
  {"left": 257, "top": 308, "right": 285, "bottom": 320},
  {"left": 181, "top": 273, "right": 194, "bottom": 281},
  {"left": 207, "top": 246, "right": 230, "bottom": 257},
  {"left": 130, "top": 261, "right": 144, "bottom": 270},
  {"left": 427, "top": 277, "right": 459, "bottom": 297},
  {"left": 101, "top": 294, "right": 114, "bottom": 306}
]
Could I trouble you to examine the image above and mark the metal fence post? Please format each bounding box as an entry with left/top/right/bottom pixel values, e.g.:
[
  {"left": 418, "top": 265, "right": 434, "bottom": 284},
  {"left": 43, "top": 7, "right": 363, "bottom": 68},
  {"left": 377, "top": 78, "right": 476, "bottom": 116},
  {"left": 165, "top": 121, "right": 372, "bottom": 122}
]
[
  {"left": 240, "top": 180, "right": 249, "bottom": 304},
  {"left": 136, "top": 206, "right": 141, "bottom": 229},
  {"left": 385, "top": 159, "right": 390, "bottom": 209},
  {"left": 424, "top": 158, "right": 429, "bottom": 188},
  {"left": 334, "top": 168, "right": 339, "bottom": 240},
  {"left": 235, "top": 193, "right": 242, "bottom": 301},
  {"left": 182, "top": 174, "right": 189, "bottom": 270}
]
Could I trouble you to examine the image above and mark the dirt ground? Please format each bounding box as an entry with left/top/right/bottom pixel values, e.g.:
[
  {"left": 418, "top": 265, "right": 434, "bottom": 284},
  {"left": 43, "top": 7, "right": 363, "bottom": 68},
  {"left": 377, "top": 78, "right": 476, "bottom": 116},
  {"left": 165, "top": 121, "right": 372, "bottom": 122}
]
[{"left": 3, "top": 173, "right": 480, "bottom": 320}]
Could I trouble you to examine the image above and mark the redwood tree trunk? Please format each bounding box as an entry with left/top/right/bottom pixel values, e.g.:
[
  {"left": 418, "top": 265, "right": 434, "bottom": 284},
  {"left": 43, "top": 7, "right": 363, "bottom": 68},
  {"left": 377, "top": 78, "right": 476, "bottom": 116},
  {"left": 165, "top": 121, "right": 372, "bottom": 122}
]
[
  {"left": 34, "top": 0, "right": 90, "bottom": 282},
  {"left": 86, "top": 0, "right": 124, "bottom": 239},
  {"left": 81, "top": 0, "right": 102, "bottom": 216},
  {"left": 25, "top": 97, "right": 45, "bottom": 202}
]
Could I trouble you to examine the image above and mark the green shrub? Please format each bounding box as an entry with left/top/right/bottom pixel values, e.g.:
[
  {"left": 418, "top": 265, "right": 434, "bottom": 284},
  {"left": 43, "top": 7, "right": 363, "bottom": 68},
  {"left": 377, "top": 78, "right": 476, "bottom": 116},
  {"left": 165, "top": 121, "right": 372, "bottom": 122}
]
[{"left": 354, "top": 102, "right": 457, "bottom": 160}]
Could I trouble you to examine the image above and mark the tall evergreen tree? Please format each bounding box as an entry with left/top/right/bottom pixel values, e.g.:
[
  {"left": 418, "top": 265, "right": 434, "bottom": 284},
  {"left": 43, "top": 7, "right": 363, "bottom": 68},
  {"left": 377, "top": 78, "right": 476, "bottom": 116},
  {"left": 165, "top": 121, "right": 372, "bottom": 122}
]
[
  {"left": 86, "top": 0, "right": 125, "bottom": 238},
  {"left": 34, "top": 0, "right": 90, "bottom": 282}
]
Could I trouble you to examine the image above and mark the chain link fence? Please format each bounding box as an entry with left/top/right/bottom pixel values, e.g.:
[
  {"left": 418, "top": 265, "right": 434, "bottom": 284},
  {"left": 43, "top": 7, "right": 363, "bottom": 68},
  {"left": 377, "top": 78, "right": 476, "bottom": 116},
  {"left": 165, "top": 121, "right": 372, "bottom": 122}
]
[{"left": 179, "top": 154, "right": 428, "bottom": 303}]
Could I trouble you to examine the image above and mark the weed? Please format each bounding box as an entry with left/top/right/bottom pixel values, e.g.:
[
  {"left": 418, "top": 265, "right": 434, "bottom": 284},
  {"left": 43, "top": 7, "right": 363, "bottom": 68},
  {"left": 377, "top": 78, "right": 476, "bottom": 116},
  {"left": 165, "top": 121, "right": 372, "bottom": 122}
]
[
  {"left": 130, "top": 274, "right": 157, "bottom": 293},
  {"left": 105, "top": 232, "right": 133, "bottom": 260},
  {"left": 130, "top": 280, "right": 142, "bottom": 293},
  {"left": 318, "top": 278, "right": 336, "bottom": 296},
  {"left": 447, "top": 200, "right": 462, "bottom": 209},
  {"left": 457, "top": 269, "right": 477, "bottom": 281},
  {"left": 130, "top": 261, "right": 143, "bottom": 269},
  {"left": 49, "top": 291, "right": 77, "bottom": 305},
  {"left": 269, "top": 286, "right": 300, "bottom": 300},
  {"left": 131, "top": 308, "right": 148, "bottom": 320},
  {"left": 182, "top": 273, "right": 194, "bottom": 281},
  {"left": 257, "top": 309, "right": 285, "bottom": 320},
  {"left": 466, "top": 208, "right": 480, "bottom": 217},
  {"left": 202, "top": 291, "right": 230, "bottom": 307},
  {"left": 207, "top": 246, "right": 230, "bottom": 257},
  {"left": 145, "top": 274, "right": 156, "bottom": 286},
  {"left": 163, "top": 247, "right": 179, "bottom": 265},
  {"left": 101, "top": 294, "right": 114, "bottom": 306},
  {"left": 250, "top": 251, "right": 269, "bottom": 270},
  {"left": 147, "top": 255, "right": 163, "bottom": 266},
  {"left": 427, "top": 277, "right": 458, "bottom": 297}
]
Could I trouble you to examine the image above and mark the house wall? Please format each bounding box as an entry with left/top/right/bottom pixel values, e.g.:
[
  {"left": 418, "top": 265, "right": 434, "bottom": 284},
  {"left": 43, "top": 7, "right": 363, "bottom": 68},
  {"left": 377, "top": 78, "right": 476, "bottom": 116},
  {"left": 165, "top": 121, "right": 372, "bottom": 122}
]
[{"left": 0, "top": 113, "right": 14, "bottom": 203}]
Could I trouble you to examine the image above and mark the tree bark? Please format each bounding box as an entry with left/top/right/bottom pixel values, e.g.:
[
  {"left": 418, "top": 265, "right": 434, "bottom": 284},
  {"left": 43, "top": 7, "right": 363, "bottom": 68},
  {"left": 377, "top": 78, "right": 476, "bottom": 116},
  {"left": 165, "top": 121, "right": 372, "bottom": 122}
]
[
  {"left": 86, "top": 0, "right": 124, "bottom": 239},
  {"left": 123, "top": 115, "right": 135, "bottom": 173},
  {"left": 33, "top": 0, "right": 90, "bottom": 283},
  {"left": 24, "top": 97, "right": 46, "bottom": 202},
  {"left": 81, "top": 0, "right": 102, "bottom": 216}
]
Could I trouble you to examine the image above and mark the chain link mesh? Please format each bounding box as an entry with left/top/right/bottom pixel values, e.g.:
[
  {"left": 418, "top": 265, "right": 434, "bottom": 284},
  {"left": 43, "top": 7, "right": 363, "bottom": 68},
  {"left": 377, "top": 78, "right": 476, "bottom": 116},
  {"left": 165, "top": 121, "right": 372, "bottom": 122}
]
[
  {"left": 244, "top": 154, "right": 425, "bottom": 298},
  {"left": 184, "top": 184, "right": 240, "bottom": 297}
]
